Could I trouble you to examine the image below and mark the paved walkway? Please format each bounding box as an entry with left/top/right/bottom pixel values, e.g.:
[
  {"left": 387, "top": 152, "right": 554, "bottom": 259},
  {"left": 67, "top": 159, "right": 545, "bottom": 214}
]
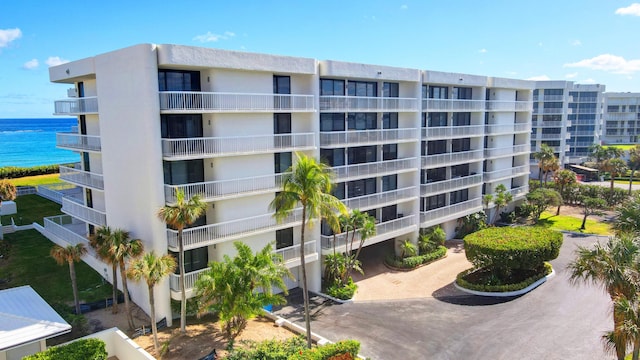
[{"left": 582, "top": 180, "right": 640, "bottom": 191}]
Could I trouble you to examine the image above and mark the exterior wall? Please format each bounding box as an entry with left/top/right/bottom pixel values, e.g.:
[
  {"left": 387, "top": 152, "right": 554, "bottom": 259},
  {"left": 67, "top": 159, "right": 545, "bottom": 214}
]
[{"left": 603, "top": 92, "right": 640, "bottom": 144}]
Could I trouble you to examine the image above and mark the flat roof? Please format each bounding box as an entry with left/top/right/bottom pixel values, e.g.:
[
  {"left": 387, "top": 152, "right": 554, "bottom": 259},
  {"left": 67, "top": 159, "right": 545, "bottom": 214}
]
[{"left": 568, "top": 164, "right": 598, "bottom": 172}]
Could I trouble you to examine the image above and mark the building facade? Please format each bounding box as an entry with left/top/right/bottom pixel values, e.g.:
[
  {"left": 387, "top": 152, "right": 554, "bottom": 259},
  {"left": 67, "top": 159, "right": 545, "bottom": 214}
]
[
  {"left": 603, "top": 92, "right": 640, "bottom": 144},
  {"left": 43, "top": 44, "right": 533, "bottom": 324}
]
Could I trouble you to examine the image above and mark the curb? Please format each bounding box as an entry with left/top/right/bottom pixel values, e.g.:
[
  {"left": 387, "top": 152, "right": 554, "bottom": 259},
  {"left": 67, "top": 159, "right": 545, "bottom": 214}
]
[{"left": 454, "top": 267, "right": 555, "bottom": 297}]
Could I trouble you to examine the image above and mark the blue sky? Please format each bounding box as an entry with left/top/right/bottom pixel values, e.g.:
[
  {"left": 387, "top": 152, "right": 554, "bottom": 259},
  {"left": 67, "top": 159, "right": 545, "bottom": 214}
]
[{"left": 1, "top": 0, "right": 639, "bottom": 118}]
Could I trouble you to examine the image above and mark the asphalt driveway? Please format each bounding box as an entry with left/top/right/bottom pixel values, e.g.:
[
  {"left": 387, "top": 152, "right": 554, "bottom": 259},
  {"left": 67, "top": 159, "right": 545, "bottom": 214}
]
[{"left": 276, "top": 233, "right": 615, "bottom": 359}]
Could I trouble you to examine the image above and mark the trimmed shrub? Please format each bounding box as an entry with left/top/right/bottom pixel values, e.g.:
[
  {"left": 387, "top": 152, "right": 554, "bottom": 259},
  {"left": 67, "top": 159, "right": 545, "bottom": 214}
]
[
  {"left": 23, "top": 338, "right": 107, "bottom": 360},
  {"left": 385, "top": 246, "right": 447, "bottom": 269},
  {"left": 326, "top": 277, "right": 357, "bottom": 300},
  {"left": 0, "top": 164, "right": 64, "bottom": 179},
  {"left": 225, "top": 337, "right": 360, "bottom": 360},
  {"left": 289, "top": 340, "right": 361, "bottom": 360},
  {"left": 457, "top": 262, "right": 553, "bottom": 292}
]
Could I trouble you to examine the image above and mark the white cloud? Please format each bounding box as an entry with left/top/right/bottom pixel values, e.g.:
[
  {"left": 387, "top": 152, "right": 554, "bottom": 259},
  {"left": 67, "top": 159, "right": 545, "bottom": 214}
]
[
  {"left": 581, "top": 78, "right": 596, "bottom": 84},
  {"left": 0, "top": 28, "right": 21, "bottom": 48},
  {"left": 571, "top": 40, "right": 582, "bottom": 46},
  {"left": 45, "top": 56, "right": 69, "bottom": 67},
  {"left": 565, "top": 72, "right": 578, "bottom": 79},
  {"left": 22, "top": 59, "right": 38, "bottom": 70},
  {"left": 526, "top": 75, "right": 551, "bottom": 81},
  {"left": 505, "top": 71, "right": 518, "bottom": 76},
  {"left": 400, "top": 4, "right": 408, "bottom": 9},
  {"left": 564, "top": 54, "right": 640, "bottom": 74},
  {"left": 616, "top": 3, "right": 640, "bottom": 16},
  {"left": 478, "top": 48, "right": 487, "bottom": 53},
  {"left": 193, "top": 31, "right": 236, "bottom": 43}
]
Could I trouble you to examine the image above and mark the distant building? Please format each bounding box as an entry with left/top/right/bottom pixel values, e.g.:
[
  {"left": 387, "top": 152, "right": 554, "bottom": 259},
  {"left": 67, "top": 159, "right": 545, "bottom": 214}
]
[{"left": 603, "top": 92, "right": 640, "bottom": 144}]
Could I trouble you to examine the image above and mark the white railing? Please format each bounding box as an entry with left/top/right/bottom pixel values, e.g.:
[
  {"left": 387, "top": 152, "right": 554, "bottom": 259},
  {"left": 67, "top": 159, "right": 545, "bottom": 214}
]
[
  {"left": 56, "top": 133, "right": 101, "bottom": 152},
  {"left": 483, "top": 165, "right": 530, "bottom": 182},
  {"left": 319, "top": 96, "right": 418, "bottom": 112},
  {"left": 167, "top": 208, "right": 303, "bottom": 251},
  {"left": 484, "top": 123, "right": 531, "bottom": 135},
  {"left": 165, "top": 172, "right": 288, "bottom": 203},
  {"left": 61, "top": 197, "right": 107, "bottom": 227},
  {"left": 43, "top": 215, "right": 94, "bottom": 255},
  {"left": 421, "top": 149, "right": 484, "bottom": 168},
  {"left": 421, "top": 174, "right": 482, "bottom": 196},
  {"left": 37, "top": 184, "right": 79, "bottom": 205},
  {"left": 541, "top": 108, "right": 564, "bottom": 114},
  {"left": 169, "top": 268, "right": 209, "bottom": 292},
  {"left": 159, "top": 92, "right": 315, "bottom": 112},
  {"left": 320, "top": 128, "right": 418, "bottom": 147},
  {"left": 532, "top": 121, "right": 567, "bottom": 128},
  {"left": 567, "top": 142, "right": 594, "bottom": 148},
  {"left": 274, "top": 240, "right": 317, "bottom": 265},
  {"left": 422, "top": 99, "right": 486, "bottom": 112},
  {"left": 420, "top": 198, "right": 483, "bottom": 225},
  {"left": 59, "top": 165, "right": 104, "bottom": 190},
  {"left": 542, "top": 95, "right": 565, "bottom": 101},
  {"left": 332, "top": 158, "right": 418, "bottom": 181},
  {"left": 484, "top": 144, "right": 531, "bottom": 158},
  {"left": 161, "top": 133, "right": 315, "bottom": 159},
  {"left": 321, "top": 215, "right": 416, "bottom": 249},
  {"left": 54, "top": 97, "right": 98, "bottom": 115},
  {"left": 486, "top": 100, "right": 532, "bottom": 112},
  {"left": 606, "top": 114, "right": 636, "bottom": 121},
  {"left": 422, "top": 125, "right": 484, "bottom": 139},
  {"left": 342, "top": 187, "right": 417, "bottom": 211},
  {"left": 510, "top": 185, "right": 529, "bottom": 198},
  {"left": 574, "top": 97, "right": 599, "bottom": 103},
  {"left": 531, "top": 133, "right": 567, "bottom": 140}
]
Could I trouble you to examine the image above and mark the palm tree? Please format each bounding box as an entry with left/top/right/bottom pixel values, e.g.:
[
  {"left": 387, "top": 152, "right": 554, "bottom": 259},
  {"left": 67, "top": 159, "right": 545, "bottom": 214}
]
[
  {"left": 127, "top": 252, "right": 176, "bottom": 354},
  {"left": 89, "top": 226, "right": 120, "bottom": 314},
  {"left": 553, "top": 169, "right": 577, "bottom": 215},
  {"left": 611, "top": 296, "right": 640, "bottom": 360},
  {"left": 50, "top": 243, "right": 88, "bottom": 315},
  {"left": 568, "top": 235, "right": 640, "bottom": 360},
  {"left": 534, "top": 144, "right": 555, "bottom": 185},
  {"left": 344, "top": 210, "right": 376, "bottom": 280},
  {"left": 157, "top": 189, "right": 206, "bottom": 334},
  {"left": 399, "top": 239, "right": 417, "bottom": 259},
  {"left": 590, "top": 144, "right": 625, "bottom": 190},
  {"left": 110, "top": 229, "right": 144, "bottom": 330},
  {"left": 490, "top": 184, "right": 513, "bottom": 224},
  {"left": 543, "top": 158, "right": 560, "bottom": 185},
  {"left": 270, "top": 153, "right": 346, "bottom": 348},
  {"left": 612, "top": 196, "right": 640, "bottom": 236},
  {"left": 608, "top": 158, "right": 629, "bottom": 193},
  {"left": 628, "top": 145, "right": 640, "bottom": 195}
]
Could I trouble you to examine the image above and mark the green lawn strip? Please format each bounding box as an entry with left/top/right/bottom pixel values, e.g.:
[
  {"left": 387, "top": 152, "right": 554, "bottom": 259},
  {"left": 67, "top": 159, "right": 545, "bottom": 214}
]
[
  {"left": 1, "top": 194, "right": 63, "bottom": 226},
  {"left": 8, "top": 174, "right": 62, "bottom": 187},
  {"left": 604, "top": 144, "right": 635, "bottom": 151},
  {"left": 535, "top": 211, "right": 612, "bottom": 235},
  {"left": 0, "top": 230, "right": 112, "bottom": 304},
  {"left": 614, "top": 180, "right": 640, "bottom": 185}
]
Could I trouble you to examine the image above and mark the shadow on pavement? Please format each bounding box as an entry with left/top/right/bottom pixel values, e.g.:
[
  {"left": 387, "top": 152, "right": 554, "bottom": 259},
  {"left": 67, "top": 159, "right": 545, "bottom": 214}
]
[{"left": 431, "top": 282, "right": 521, "bottom": 306}]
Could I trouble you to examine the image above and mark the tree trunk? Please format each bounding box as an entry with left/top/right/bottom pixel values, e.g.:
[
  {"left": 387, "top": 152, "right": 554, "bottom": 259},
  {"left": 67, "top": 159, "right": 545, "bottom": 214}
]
[
  {"left": 120, "top": 261, "right": 135, "bottom": 329},
  {"left": 629, "top": 170, "right": 634, "bottom": 196},
  {"left": 299, "top": 206, "right": 312, "bottom": 348},
  {"left": 613, "top": 309, "right": 627, "bottom": 360},
  {"left": 538, "top": 168, "right": 543, "bottom": 186},
  {"left": 149, "top": 283, "right": 159, "bottom": 355},
  {"left": 112, "top": 264, "right": 119, "bottom": 314},
  {"left": 178, "top": 227, "right": 187, "bottom": 334},
  {"left": 580, "top": 213, "right": 587, "bottom": 230},
  {"left": 632, "top": 337, "right": 639, "bottom": 360},
  {"left": 69, "top": 261, "right": 81, "bottom": 315},
  {"left": 610, "top": 178, "right": 615, "bottom": 194},
  {"left": 556, "top": 204, "right": 561, "bottom": 216}
]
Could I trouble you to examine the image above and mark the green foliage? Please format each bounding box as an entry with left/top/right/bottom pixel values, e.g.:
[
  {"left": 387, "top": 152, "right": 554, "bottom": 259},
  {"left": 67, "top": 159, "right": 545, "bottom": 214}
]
[
  {"left": 385, "top": 246, "right": 447, "bottom": 269},
  {"left": 226, "top": 337, "right": 360, "bottom": 360},
  {"left": 0, "top": 179, "right": 17, "bottom": 202},
  {"left": 524, "top": 188, "right": 562, "bottom": 223},
  {"left": 456, "top": 262, "right": 552, "bottom": 292},
  {"left": 455, "top": 212, "right": 487, "bottom": 238},
  {"left": 464, "top": 227, "right": 562, "bottom": 278},
  {"left": 170, "top": 298, "right": 199, "bottom": 316},
  {"left": 326, "top": 277, "right": 357, "bottom": 300},
  {"left": 0, "top": 164, "right": 63, "bottom": 179},
  {"left": 289, "top": 340, "right": 361, "bottom": 360},
  {"left": 499, "top": 211, "right": 516, "bottom": 224},
  {"left": 23, "top": 338, "right": 107, "bottom": 360},
  {"left": 613, "top": 196, "right": 640, "bottom": 236},
  {"left": 399, "top": 239, "right": 417, "bottom": 259}
]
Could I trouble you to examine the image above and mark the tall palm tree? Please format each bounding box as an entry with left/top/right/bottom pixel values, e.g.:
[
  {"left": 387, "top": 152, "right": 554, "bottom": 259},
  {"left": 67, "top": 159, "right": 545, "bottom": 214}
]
[
  {"left": 590, "top": 144, "right": 625, "bottom": 192},
  {"left": 270, "top": 153, "right": 346, "bottom": 348},
  {"left": 157, "top": 189, "right": 206, "bottom": 334},
  {"left": 543, "top": 158, "right": 560, "bottom": 185},
  {"left": 89, "top": 226, "right": 119, "bottom": 313},
  {"left": 628, "top": 145, "right": 640, "bottom": 195},
  {"left": 611, "top": 296, "right": 640, "bottom": 360},
  {"left": 344, "top": 210, "right": 376, "bottom": 280},
  {"left": 607, "top": 158, "right": 629, "bottom": 193},
  {"left": 110, "top": 229, "right": 144, "bottom": 330},
  {"left": 553, "top": 169, "right": 577, "bottom": 215},
  {"left": 50, "top": 243, "right": 88, "bottom": 315},
  {"left": 534, "top": 144, "right": 555, "bottom": 185},
  {"left": 568, "top": 235, "right": 640, "bottom": 360},
  {"left": 127, "top": 252, "right": 176, "bottom": 354},
  {"left": 612, "top": 197, "right": 640, "bottom": 237}
]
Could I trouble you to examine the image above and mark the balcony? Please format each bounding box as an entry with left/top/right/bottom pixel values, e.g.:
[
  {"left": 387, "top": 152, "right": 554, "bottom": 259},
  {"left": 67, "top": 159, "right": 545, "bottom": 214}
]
[
  {"left": 486, "top": 100, "right": 532, "bottom": 112},
  {"left": 422, "top": 99, "right": 485, "bottom": 112},
  {"left": 61, "top": 197, "right": 107, "bottom": 227},
  {"left": 483, "top": 165, "right": 530, "bottom": 182},
  {"left": 420, "top": 198, "right": 483, "bottom": 228},
  {"left": 169, "top": 268, "right": 208, "bottom": 299},
  {"left": 165, "top": 172, "right": 288, "bottom": 204},
  {"left": 159, "top": 92, "right": 315, "bottom": 113},
  {"left": 56, "top": 133, "right": 101, "bottom": 152},
  {"left": 42, "top": 215, "right": 94, "bottom": 256},
  {"left": 421, "top": 149, "right": 484, "bottom": 169},
  {"left": 54, "top": 97, "right": 98, "bottom": 115},
  {"left": 484, "top": 144, "right": 531, "bottom": 159},
  {"left": 531, "top": 132, "right": 571, "bottom": 140},
  {"left": 274, "top": 240, "right": 319, "bottom": 268},
  {"left": 532, "top": 120, "right": 569, "bottom": 128},
  {"left": 422, "top": 125, "right": 484, "bottom": 140},
  {"left": 332, "top": 158, "right": 418, "bottom": 182},
  {"left": 167, "top": 209, "right": 303, "bottom": 252},
  {"left": 59, "top": 164, "right": 104, "bottom": 191},
  {"left": 510, "top": 185, "right": 529, "bottom": 199},
  {"left": 484, "top": 123, "right": 531, "bottom": 135},
  {"left": 321, "top": 215, "right": 417, "bottom": 252},
  {"left": 319, "top": 96, "right": 418, "bottom": 112},
  {"left": 542, "top": 95, "right": 565, "bottom": 101},
  {"left": 320, "top": 128, "right": 418, "bottom": 148},
  {"left": 162, "top": 133, "right": 315, "bottom": 160},
  {"left": 342, "top": 187, "right": 417, "bottom": 211},
  {"left": 567, "top": 142, "right": 593, "bottom": 148},
  {"left": 421, "top": 174, "right": 482, "bottom": 196}
]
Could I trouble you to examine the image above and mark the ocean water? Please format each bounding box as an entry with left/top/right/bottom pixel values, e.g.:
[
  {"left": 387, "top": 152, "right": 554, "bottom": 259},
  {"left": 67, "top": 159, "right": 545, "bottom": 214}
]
[{"left": 0, "top": 118, "right": 80, "bottom": 168}]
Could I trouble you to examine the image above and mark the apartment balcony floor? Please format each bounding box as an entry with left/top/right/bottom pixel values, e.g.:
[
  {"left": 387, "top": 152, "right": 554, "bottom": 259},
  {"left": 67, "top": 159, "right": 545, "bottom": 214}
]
[
  {"left": 159, "top": 92, "right": 316, "bottom": 113},
  {"left": 321, "top": 215, "right": 417, "bottom": 254},
  {"left": 59, "top": 164, "right": 104, "bottom": 191},
  {"left": 320, "top": 128, "right": 418, "bottom": 148},
  {"left": 320, "top": 96, "right": 418, "bottom": 112},
  {"left": 54, "top": 97, "right": 99, "bottom": 115},
  {"left": 342, "top": 187, "right": 417, "bottom": 212},
  {"left": 421, "top": 150, "right": 484, "bottom": 169},
  {"left": 332, "top": 158, "right": 418, "bottom": 183},
  {"left": 421, "top": 174, "right": 482, "bottom": 197},
  {"left": 422, "top": 125, "right": 484, "bottom": 140},
  {"left": 56, "top": 133, "right": 101, "bottom": 153},
  {"left": 420, "top": 198, "right": 483, "bottom": 229}
]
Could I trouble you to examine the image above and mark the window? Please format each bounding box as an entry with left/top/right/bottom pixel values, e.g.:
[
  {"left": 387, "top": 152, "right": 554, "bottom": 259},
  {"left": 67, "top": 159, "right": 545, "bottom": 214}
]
[
  {"left": 320, "top": 148, "right": 345, "bottom": 167},
  {"left": 170, "top": 247, "right": 208, "bottom": 274},
  {"left": 382, "top": 175, "right": 397, "bottom": 191},
  {"left": 275, "top": 152, "right": 292, "bottom": 173},
  {"left": 320, "top": 113, "right": 345, "bottom": 131},
  {"left": 421, "top": 194, "right": 446, "bottom": 211},
  {"left": 381, "top": 205, "right": 397, "bottom": 222},
  {"left": 451, "top": 164, "right": 470, "bottom": 178},
  {"left": 276, "top": 228, "right": 294, "bottom": 250},
  {"left": 163, "top": 159, "right": 204, "bottom": 185},
  {"left": 452, "top": 113, "right": 470, "bottom": 126},
  {"left": 348, "top": 146, "right": 377, "bottom": 164},
  {"left": 427, "top": 140, "right": 447, "bottom": 155},
  {"left": 629, "top": 105, "right": 637, "bottom": 112},
  {"left": 273, "top": 76, "right": 291, "bottom": 94},
  {"left": 320, "top": 79, "right": 345, "bottom": 96},
  {"left": 274, "top": 113, "right": 291, "bottom": 134},
  {"left": 451, "top": 138, "right": 470, "bottom": 152},
  {"left": 348, "top": 81, "right": 377, "bottom": 97},
  {"left": 453, "top": 87, "right": 472, "bottom": 100},
  {"left": 347, "top": 113, "right": 377, "bottom": 130},
  {"left": 383, "top": 144, "right": 397, "bottom": 160},
  {"left": 161, "top": 114, "right": 203, "bottom": 138},
  {"left": 332, "top": 182, "right": 345, "bottom": 200},
  {"left": 383, "top": 82, "right": 399, "bottom": 97},
  {"left": 544, "top": 102, "right": 563, "bottom": 109},
  {"left": 425, "top": 167, "right": 446, "bottom": 183},
  {"left": 422, "top": 85, "right": 428, "bottom": 99},
  {"left": 608, "top": 105, "right": 620, "bottom": 112},
  {"left": 347, "top": 178, "right": 376, "bottom": 198},
  {"left": 383, "top": 113, "right": 398, "bottom": 129},
  {"left": 450, "top": 189, "right": 469, "bottom": 205},
  {"left": 544, "top": 89, "right": 564, "bottom": 96},
  {"left": 429, "top": 86, "right": 448, "bottom": 99},
  {"left": 427, "top": 113, "right": 448, "bottom": 127},
  {"left": 158, "top": 70, "right": 201, "bottom": 91}
]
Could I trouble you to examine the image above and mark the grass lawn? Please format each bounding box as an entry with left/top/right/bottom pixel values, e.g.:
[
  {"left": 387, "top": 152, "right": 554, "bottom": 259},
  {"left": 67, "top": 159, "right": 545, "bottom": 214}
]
[
  {"left": 615, "top": 180, "right": 640, "bottom": 185},
  {"left": 536, "top": 211, "right": 613, "bottom": 235},
  {"left": 1, "top": 194, "right": 63, "bottom": 226},
  {"left": 8, "top": 173, "right": 62, "bottom": 187},
  {"left": 604, "top": 144, "right": 636, "bottom": 151},
  {"left": 0, "top": 229, "right": 113, "bottom": 305}
]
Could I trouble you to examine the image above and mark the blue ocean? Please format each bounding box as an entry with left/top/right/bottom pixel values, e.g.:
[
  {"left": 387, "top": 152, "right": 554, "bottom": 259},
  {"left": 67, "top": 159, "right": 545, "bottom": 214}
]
[{"left": 0, "top": 118, "right": 80, "bottom": 167}]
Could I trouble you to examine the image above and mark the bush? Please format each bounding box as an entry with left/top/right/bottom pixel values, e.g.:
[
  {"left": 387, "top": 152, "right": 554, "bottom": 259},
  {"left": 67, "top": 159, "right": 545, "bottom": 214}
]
[
  {"left": 455, "top": 212, "right": 487, "bottom": 238},
  {"left": 23, "top": 338, "right": 107, "bottom": 360},
  {"left": 0, "top": 165, "right": 64, "bottom": 179},
  {"left": 226, "top": 337, "right": 360, "bottom": 360},
  {"left": 456, "top": 262, "right": 553, "bottom": 292},
  {"left": 385, "top": 246, "right": 447, "bottom": 269},
  {"left": 499, "top": 211, "right": 516, "bottom": 224},
  {"left": 289, "top": 340, "right": 361, "bottom": 360},
  {"left": 464, "top": 227, "right": 562, "bottom": 278},
  {"left": 326, "top": 277, "right": 357, "bottom": 300}
]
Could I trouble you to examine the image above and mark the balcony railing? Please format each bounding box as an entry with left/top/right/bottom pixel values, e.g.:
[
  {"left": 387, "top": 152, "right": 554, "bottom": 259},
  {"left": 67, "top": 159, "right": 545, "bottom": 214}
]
[
  {"left": 484, "top": 123, "right": 531, "bottom": 135},
  {"left": 342, "top": 187, "right": 417, "bottom": 211},
  {"left": 61, "top": 197, "right": 106, "bottom": 227},
  {"left": 483, "top": 165, "right": 530, "bottom": 182},
  {"left": 169, "top": 268, "right": 208, "bottom": 292},
  {"left": 332, "top": 158, "right": 418, "bottom": 182},
  {"left": 484, "top": 144, "right": 531, "bottom": 159},
  {"left": 274, "top": 240, "right": 318, "bottom": 267},
  {"left": 321, "top": 215, "right": 416, "bottom": 250},
  {"left": 510, "top": 185, "right": 529, "bottom": 199},
  {"left": 531, "top": 133, "right": 570, "bottom": 140},
  {"left": 59, "top": 164, "right": 104, "bottom": 190},
  {"left": 567, "top": 142, "right": 594, "bottom": 148},
  {"left": 56, "top": 133, "right": 101, "bottom": 152},
  {"left": 319, "top": 96, "right": 418, "bottom": 112},
  {"left": 167, "top": 209, "right": 303, "bottom": 251},
  {"left": 421, "top": 149, "right": 484, "bottom": 168},
  {"left": 165, "top": 172, "right": 288, "bottom": 204},
  {"left": 54, "top": 97, "right": 98, "bottom": 115},
  {"left": 320, "top": 128, "right": 418, "bottom": 147},
  {"left": 420, "top": 198, "right": 483, "bottom": 226},
  {"left": 161, "top": 133, "right": 315, "bottom": 160},
  {"left": 422, "top": 99, "right": 486, "bottom": 112},
  {"left": 422, "top": 125, "right": 484, "bottom": 139},
  {"left": 542, "top": 95, "right": 565, "bottom": 101},
  {"left": 159, "top": 92, "right": 315, "bottom": 112},
  {"left": 421, "top": 174, "right": 482, "bottom": 196},
  {"left": 486, "top": 100, "right": 532, "bottom": 112},
  {"left": 43, "top": 215, "right": 94, "bottom": 256}
]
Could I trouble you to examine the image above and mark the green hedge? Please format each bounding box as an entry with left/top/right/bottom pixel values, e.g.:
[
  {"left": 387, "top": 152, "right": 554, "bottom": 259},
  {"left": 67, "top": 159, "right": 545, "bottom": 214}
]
[
  {"left": 326, "top": 278, "right": 357, "bottom": 300},
  {"left": 385, "top": 246, "right": 447, "bottom": 269},
  {"left": 226, "top": 337, "right": 361, "bottom": 360},
  {"left": 289, "top": 340, "right": 361, "bottom": 360},
  {"left": 456, "top": 262, "right": 553, "bottom": 292},
  {"left": 23, "top": 338, "right": 107, "bottom": 360},
  {"left": 0, "top": 165, "right": 63, "bottom": 179}
]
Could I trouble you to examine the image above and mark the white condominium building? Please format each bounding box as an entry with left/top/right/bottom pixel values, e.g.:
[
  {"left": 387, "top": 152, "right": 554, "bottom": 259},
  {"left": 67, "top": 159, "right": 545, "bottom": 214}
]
[
  {"left": 603, "top": 92, "right": 640, "bottom": 144},
  {"left": 42, "top": 44, "right": 532, "bottom": 324}
]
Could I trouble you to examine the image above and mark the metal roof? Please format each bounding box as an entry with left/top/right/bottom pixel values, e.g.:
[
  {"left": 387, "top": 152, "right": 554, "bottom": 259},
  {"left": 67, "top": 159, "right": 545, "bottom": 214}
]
[{"left": 0, "top": 285, "right": 71, "bottom": 351}]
